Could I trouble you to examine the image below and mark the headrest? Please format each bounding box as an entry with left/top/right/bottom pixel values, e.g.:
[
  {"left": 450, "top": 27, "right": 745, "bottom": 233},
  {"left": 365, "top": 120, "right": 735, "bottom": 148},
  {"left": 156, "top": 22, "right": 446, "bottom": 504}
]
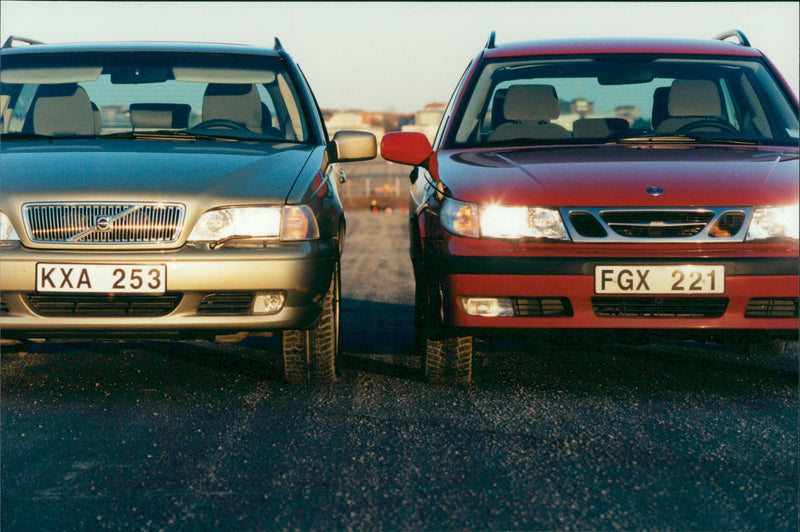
[
  {"left": 503, "top": 84, "right": 561, "bottom": 122},
  {"left": 667, "top": 79, "right": 722, "bottom": 117},
  {"left": 33, "top": 84, "right": 95, "bottom": 135},
  {"left": 202, "top": 83, "right": 262, "bottom": 128}
]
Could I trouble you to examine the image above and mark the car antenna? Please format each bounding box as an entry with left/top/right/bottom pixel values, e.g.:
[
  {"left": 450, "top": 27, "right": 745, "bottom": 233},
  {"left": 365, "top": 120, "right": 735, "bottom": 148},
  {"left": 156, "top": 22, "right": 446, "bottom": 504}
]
[
  {"left": 485, "top": 31, "right": 496, "bottom": 49},
  {"left": 274, "top": 37, "right": 284, "bottom": 52}
]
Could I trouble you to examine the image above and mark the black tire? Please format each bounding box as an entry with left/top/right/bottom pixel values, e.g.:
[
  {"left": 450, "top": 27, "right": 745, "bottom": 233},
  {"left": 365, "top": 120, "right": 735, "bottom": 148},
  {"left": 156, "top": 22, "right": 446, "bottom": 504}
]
[
  {"left": 282, "top": 264, "right": 339, "bottom": 385},
  {"left": 423, "top": 335, "right": 447, "bottom": 383},
  {"left": 448, "top": 335, "right": 473, "bottom": 384},
  {"left": 414, "top": 272, "right": 474, "bottom": 384},
  {"left": 423, "top": 333, "right": 473, "bottom": 385}
]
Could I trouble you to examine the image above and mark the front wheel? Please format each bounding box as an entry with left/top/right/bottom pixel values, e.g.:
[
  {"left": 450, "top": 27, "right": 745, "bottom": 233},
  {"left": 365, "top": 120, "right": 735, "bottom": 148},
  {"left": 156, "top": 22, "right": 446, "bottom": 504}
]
[
  {"left": 415, "top": 273, "right": 473, "bottom": 384},
  {"left": 423, "top": 333, "right": 473, "bottom": 385},
  {"left": 282, "top": 264, "right": 339, "bottom": 384}
]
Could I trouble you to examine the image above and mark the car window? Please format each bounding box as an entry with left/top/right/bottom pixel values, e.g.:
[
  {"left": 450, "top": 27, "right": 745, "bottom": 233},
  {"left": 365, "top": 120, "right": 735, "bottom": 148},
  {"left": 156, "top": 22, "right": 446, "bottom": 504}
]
[
  {"left": 0, "top": 52, "right": 310, "bottom": 142},
  {"left": 449, "top": 56, "right": 799, "bottom": 148}
]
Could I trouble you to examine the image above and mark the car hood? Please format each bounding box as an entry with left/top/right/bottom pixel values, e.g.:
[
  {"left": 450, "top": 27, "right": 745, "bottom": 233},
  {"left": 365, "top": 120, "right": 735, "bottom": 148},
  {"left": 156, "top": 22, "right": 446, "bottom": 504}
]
[
  {"left": 1, "top": 140, "right": 318, "bottom": 206},
  {"left": 435, "top": 144, "right": 799, "bottom": 207}
]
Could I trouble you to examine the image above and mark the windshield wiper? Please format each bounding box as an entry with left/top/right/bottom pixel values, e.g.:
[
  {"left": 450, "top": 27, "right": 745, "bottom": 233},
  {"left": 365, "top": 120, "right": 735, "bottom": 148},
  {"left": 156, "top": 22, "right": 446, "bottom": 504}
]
[
  {"left": 612, "top": 134, "right": 759, "bottom": 146},
  {"left": 101, "top": 130, "right": 240, "bottom": 142},
  {"left": 0, "top": 132, "right": 60, "bottom": 140}
]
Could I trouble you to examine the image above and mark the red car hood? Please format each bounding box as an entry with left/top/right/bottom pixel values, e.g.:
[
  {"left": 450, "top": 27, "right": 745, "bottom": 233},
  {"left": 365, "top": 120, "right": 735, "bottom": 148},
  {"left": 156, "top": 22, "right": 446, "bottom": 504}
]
[{"left": 434, "top": 145, "right": 799, "bottom": 207}]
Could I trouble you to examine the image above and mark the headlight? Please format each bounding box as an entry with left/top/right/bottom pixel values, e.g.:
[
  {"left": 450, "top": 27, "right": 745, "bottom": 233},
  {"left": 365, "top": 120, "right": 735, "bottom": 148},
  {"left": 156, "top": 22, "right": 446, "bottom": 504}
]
[
  {"left": 188, "top": 205, "right": 319, "bottom": 243},
  {"left": 746, "top": 205, "right": 799, "bottom": 241},
  {"left": 441, "top": 198, "right": 479, "bottom": 238},
  {"left": 480, "top": 204, "right": 568, "bottom": 240},
  {"left": 0, "top": 212, "right": 20, "bottom": 241},
  {"left": 441, "top": 198, "right": 568, "bottom": 240}
]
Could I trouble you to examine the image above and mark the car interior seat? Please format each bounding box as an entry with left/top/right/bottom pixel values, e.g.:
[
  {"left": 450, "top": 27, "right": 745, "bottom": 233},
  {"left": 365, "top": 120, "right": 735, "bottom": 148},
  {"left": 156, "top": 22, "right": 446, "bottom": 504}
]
[
  {"left": 260, "top": 103, "right": 283, "bottom": 138},
  {"left": 202, "top": 83, "right": 263, "bottom": 131},
  {"left": 489, "top": 84, "right": 572, "bottom": 141},
  {"left": 650, "top": 86, "right": 670, "bottom": 130},
  {"left": 32, "top": 84, "right": 96, "bottom": 136},
  {"left": 572, "top": 118, "right": 630, "bottom": 139},
  {"left": 655, "top": 79, "right": 728, "bottom": 133}
]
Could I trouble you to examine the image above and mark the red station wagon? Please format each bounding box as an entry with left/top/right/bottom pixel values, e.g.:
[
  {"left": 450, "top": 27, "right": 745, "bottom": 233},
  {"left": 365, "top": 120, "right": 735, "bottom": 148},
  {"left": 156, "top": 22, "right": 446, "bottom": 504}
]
[{"left": 381, "top": 31, "right": 799, "bottom": 383}]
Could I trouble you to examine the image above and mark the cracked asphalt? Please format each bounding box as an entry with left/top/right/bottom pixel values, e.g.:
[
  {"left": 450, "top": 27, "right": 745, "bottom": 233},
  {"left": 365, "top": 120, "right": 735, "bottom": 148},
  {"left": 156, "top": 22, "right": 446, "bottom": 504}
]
[{"left": 2, "top": 210, "right": 798, "bottom": 531}]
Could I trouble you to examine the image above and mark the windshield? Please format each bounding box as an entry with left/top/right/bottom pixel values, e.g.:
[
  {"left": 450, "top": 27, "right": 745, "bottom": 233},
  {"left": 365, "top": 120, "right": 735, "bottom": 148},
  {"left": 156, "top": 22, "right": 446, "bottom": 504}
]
[
  {"left": 0, "top": 51, "right": 311, "bottom": 142},
  {"left": 448, "top": 55, "right": 799, "bottom": 148}
]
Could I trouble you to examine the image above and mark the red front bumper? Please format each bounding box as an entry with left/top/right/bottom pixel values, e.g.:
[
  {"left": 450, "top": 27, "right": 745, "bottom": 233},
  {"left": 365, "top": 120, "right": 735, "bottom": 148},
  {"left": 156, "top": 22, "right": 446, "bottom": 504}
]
[{"left": 447, "top": 272, "right": 798, "bottom": 330}]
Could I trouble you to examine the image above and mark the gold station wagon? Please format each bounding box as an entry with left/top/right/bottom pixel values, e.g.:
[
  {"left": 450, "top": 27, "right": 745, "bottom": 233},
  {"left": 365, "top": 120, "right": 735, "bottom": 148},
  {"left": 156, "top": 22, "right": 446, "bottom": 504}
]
[{"left": 0, "top": 37, "right": 377, "bottom": 383}]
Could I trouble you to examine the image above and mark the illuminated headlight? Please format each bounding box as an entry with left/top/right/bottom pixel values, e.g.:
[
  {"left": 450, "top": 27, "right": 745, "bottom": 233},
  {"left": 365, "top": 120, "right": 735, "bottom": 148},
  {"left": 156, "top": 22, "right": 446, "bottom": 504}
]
[
  {"left": 441, "top": 198, "right": 568, "bottom": 240},
  {"left": 746, "top": 205, "right": 799, "bottom": 241},
  {"left": 480, "top": 204, "right": 568, "bottom": 240},
  {"left": 461, "top": 297, "right": 514, "bottom": 317},
  {"left": 188, "top": 205, "right": 319, "bottom": 243},
  {"left": 0, "top": 212, "right": 20, "bottom": 241}
]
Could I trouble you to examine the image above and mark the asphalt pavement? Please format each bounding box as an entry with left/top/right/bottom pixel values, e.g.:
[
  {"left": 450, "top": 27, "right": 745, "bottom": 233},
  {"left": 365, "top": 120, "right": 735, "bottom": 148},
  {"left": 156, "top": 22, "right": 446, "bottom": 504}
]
[{"left": 2, "top": 209, "right": 798, "bottom": 531}]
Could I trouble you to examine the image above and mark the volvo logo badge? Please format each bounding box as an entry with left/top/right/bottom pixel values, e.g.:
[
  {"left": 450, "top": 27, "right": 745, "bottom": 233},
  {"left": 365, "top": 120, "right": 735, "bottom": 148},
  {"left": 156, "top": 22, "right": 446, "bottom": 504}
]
[
  {"left": 94, "top": 215, "right": 113, "bottom": 232},
  {"left": 646, "top": 186, "right": 664, "bottom": 196}
]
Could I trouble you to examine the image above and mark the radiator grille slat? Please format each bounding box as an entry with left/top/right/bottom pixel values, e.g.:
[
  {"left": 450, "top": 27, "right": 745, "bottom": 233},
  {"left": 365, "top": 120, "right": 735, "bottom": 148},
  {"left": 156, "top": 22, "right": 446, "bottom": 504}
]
[
  {"left": 592, "top": 297, "right": 728, "bottom": 318},
  {"left": 512, "top": 297, "right": 573, "bottom": 317},
  {"left": 27, "top": 294, "right": 181, "bottom": 317},
  {"left": 197, "top": 293, "right": 255, "bottom": 315},
  {"left": 564, "top": 207, "right": 749, "bottom": 242},
  {"left": 23, "top": 202, "right": 185, "bottom": 244},
  {"left": 745, "top": 298, "right": 799, "bottom": 319}
]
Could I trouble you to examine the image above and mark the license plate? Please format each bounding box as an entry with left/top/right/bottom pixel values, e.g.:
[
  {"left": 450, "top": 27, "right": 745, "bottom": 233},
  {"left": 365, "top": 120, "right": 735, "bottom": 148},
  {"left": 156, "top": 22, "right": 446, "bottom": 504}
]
[
  {"left": 595, "top": 265, "right": 724, "bottom": 294},
  {"left": 36, "top": 263, "right": 166, "bottom": 294}
]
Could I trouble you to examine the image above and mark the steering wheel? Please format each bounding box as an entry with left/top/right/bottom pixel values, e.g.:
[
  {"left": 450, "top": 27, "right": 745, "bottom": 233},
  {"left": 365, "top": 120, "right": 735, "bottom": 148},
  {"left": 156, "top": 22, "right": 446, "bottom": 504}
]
[
  {"left": 190, "top": 119, "right": 249, "bottom": 131},
  {"left": 676, "top": 119, "right": 739, "bottom": 134}
]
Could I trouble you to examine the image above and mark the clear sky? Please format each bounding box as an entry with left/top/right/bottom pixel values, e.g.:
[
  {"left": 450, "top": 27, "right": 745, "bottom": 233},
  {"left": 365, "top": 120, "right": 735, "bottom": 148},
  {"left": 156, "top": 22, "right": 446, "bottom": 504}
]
[{"left": 1, "top": 1, "right": 797, "bottom": 113}]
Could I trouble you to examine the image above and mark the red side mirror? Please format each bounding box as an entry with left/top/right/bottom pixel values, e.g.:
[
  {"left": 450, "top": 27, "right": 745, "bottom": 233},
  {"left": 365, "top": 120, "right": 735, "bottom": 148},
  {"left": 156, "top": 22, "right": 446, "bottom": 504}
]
[{"left": 380, "top": 132, "right": 432, "bottom": 166}]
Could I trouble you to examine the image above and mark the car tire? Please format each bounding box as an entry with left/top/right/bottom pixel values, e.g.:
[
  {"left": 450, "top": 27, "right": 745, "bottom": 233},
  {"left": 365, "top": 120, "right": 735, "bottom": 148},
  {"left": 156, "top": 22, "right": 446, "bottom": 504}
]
[
  {"left": 415, "top": 272, "right": 473, "bottom": 385},
  {"left": 423, "top": 333, "right": 473, "bottom": 385},
  {"left": 282, "top": 263, "right": 339, "bottom": 385}
]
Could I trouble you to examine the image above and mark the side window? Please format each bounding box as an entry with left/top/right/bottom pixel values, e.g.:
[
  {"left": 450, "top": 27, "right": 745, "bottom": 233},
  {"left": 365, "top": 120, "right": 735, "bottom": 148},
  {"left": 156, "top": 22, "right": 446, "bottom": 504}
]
[{"left": 435, "top": 60, "right": 474, "bottom": 148}]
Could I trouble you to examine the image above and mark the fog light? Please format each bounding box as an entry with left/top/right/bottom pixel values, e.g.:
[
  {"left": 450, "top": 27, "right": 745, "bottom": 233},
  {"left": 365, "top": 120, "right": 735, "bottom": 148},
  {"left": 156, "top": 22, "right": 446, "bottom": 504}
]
[
  {"left": 253, "top": 293, "right": 285, "bottom": 315},
  {"left": 461, "top": 297, "right": 514, "bottom": 317}
]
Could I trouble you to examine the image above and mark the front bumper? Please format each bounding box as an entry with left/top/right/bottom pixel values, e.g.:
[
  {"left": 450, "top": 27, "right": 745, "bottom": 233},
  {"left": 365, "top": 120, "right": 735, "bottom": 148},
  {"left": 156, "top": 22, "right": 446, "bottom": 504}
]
[
  {"left": 0, "top": 240, "right": 337, "bottom": 340},
  {"left": 430, "top": 253, "right": 799, "bottom": 332}
]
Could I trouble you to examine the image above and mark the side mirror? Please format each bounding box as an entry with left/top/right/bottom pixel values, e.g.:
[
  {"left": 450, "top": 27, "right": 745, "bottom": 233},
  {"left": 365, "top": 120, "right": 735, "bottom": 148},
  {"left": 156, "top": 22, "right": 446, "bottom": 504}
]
[
  {"left": 328, "top": 130, "right": 377, "bottom": 162},
  {"left": 381, "top": 131, "right": 432, "bottom": 166}
]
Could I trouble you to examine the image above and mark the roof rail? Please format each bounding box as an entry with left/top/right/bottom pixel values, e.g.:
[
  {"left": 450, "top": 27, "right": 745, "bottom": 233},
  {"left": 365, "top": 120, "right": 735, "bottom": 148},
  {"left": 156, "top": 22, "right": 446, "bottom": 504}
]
[
  {"left": 712, "top": 29, "right": 751, "bottom": 47},
  {"left": 2, "top": 35, "right": 44, "bottom": 48},
  {"left": 485, "top": 31, "right": 496, "bottom": 49},
  {"left": 274, "top": 37, "right": 284, "bottom": 52}
]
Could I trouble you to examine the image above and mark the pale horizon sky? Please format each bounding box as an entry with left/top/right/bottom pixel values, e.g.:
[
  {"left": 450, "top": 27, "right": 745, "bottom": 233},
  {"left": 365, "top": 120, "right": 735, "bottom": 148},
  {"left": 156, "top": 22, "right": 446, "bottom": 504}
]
[{"left": 1, "top": 1, "right": 797, "bottom": 113}]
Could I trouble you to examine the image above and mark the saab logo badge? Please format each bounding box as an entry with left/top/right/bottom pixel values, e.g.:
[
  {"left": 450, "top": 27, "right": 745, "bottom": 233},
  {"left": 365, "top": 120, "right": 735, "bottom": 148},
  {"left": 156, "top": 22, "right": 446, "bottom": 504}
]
[
  {"left": 94, "top": 215, "right": 113, "bottom": 232},
  {"left": 646, "top": 186, "right": 664, "bottom": 196}
]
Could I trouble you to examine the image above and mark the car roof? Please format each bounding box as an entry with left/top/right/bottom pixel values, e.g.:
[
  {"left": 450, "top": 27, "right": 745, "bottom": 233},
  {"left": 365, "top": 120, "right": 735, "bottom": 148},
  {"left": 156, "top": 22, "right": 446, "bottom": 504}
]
[
  {"left": 483, "top": 37, "right": 764, "bottom": 60},
  {"left": 0, "top": 40, "right": 281, "bottom": 57}
]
